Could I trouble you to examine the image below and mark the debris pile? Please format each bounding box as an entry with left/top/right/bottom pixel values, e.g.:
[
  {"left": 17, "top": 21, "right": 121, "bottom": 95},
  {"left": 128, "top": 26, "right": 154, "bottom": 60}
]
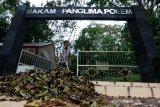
[
  {"left": 0, "top": 70, "right": 160, "bottom": 107},
  {"left": 0, "top": 70, "right": 96, "bottom": 106}
]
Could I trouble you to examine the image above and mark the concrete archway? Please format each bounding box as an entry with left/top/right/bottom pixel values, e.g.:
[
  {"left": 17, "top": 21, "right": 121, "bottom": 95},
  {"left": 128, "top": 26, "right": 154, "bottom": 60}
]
[{"left": 0, "top": 5, "right": 160, "bottom": 82}]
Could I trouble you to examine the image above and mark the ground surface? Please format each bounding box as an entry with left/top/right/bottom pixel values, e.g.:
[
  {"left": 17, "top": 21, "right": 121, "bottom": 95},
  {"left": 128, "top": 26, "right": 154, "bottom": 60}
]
[
  {"left": 0, "top": 95, "right": 160, "bottom": 107},
  {"left": 0, "top": 70, "right": 160, "bottom": 107}
]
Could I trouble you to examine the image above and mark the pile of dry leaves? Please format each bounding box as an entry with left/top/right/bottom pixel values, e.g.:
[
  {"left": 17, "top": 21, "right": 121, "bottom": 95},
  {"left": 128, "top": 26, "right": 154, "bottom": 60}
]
[
  {"left": 0, "top": 69, "right": 160, "bottom": 107},
  {"left": 0, "top": 69, "right": 97, "bottom": 106}
]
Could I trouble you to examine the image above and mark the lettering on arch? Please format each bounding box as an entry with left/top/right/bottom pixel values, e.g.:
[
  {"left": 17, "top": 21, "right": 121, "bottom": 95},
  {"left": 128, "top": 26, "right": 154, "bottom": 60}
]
[{"left": 25, "top": 7, "right": 134, "bottom": 20}]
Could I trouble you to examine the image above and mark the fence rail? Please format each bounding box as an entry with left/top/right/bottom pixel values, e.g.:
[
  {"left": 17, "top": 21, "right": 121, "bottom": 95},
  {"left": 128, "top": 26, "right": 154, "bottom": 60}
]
[
  {"left": 77, "top": 50, "right": 140, "bottom": 81},
  {"left": 17, "top": 49, "right": 57, "bottom": 72}
]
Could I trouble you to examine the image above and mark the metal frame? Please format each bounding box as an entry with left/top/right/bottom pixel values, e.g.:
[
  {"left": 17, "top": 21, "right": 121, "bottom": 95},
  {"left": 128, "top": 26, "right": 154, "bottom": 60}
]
[
  {"left": 17, "top": 49, "right": 57, "bottom": 72},
  {"left": 77, "top": 50, "right": 139, "bottom": 79}
]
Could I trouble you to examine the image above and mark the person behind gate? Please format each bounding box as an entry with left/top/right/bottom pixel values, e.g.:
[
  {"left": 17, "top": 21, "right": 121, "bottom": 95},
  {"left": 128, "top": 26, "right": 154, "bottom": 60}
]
[{"left": 59, "top": 40, "right": 71, "bottom": 73}]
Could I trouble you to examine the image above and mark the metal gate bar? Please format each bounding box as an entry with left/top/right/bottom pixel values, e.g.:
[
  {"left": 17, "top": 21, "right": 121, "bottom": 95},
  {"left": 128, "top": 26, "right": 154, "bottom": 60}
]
[{"left": 77, "top": 50, "right": 139, "bottom": 81}]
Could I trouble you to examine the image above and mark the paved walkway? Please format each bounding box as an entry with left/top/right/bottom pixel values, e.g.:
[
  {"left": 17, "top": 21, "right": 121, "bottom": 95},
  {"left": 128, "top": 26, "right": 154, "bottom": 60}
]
[
  {"left": 0, "top": 81, "right": 160, "bottom": 107},
  {"left": 0, "top": 101, "right": 27, "bottom": 107},
  {"left": 92, "top": 81, "right": 160, "bottom": 98}
]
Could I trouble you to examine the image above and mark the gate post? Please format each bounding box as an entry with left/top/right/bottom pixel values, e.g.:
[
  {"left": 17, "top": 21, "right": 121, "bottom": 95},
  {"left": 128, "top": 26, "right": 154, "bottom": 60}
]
[
  {"left": 0, "top": 5, "right": 27, "bottom": 75},
  {"left": 77, "top": 50, "right": 79, "bottom": 76},
  {"left": 127, "top": 5, "right": 159, "bottom": 82}
]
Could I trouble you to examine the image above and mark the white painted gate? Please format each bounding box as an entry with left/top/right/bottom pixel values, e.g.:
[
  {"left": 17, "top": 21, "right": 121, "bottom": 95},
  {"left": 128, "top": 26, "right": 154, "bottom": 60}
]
[{"left": 77, "top": 50, "right": 140, "bottom": 81}]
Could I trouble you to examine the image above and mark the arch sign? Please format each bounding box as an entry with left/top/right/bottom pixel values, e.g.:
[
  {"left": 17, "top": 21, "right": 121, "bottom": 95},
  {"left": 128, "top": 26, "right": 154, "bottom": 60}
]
[
  {"left": 0, "top": 5, "right": 160, "bottom": 82},
  {"left": 25, "top": 7, "right": 133, "bottom": 20}
]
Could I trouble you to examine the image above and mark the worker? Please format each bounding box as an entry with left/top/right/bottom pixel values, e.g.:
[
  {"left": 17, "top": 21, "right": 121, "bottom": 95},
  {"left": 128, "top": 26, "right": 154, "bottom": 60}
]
[{"left": 59, "top": 40, "right": 71, "bottom": 74}]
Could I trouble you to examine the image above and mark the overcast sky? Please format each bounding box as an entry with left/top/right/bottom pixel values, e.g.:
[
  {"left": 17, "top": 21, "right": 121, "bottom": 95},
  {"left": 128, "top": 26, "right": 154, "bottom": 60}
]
[{"left": 29, "top": 0, "right": 47, "bottom": 6}]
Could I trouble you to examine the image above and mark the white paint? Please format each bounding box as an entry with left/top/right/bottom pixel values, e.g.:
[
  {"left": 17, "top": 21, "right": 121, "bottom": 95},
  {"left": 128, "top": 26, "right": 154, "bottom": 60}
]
[
  {"left": 27, "top": 8, "right": 56, "bottom": 14},
  {"left": 16, "top": 65, "right": 34, "bottom": 73}
]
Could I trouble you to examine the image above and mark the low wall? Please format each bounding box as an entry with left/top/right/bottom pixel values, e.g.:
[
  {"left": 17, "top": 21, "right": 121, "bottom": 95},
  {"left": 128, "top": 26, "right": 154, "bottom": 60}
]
[{"left": 92, "top": 81, "right": 160, "bottom": 98}]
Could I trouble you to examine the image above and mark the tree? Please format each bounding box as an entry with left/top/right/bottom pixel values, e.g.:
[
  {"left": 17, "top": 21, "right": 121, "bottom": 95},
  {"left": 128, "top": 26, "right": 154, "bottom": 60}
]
[
  {"left": 87, "top": 0, "right": 160, "bottom": 51},
  {"left": 26, "top": 20, "right": 54, "bottom": 43},
  {"left": 121, "top": 24, "right": 133, "bottom": 50},
  {"left": 0, "top": 0, "right": 30, "bottom": 42},
  {"left": 75, "top": 24, "right": 133, "bottom": 73},
  {"left": 75, "top": 24, "right": 131, "bottom": 52},
  {"left": 0, "top": 17, "right": 8, "bottom": 42},
  {"left": 0, "top": 0, "right": 78, "bottom": 43},
  {"left": 151, "top": 13, "right": 160, "bottom": 50},
  {"left": 75, "top": 24, "right": 100, "bottom": 51}
]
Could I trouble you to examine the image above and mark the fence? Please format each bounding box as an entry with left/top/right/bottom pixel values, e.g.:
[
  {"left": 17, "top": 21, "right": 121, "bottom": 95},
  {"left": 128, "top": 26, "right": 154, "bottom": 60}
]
[
  {"left": 17, "top": 49, "right": 57, "bottom": 72},
  {"left": 77, "top": 50, "right": 140, "bottom": 81}
]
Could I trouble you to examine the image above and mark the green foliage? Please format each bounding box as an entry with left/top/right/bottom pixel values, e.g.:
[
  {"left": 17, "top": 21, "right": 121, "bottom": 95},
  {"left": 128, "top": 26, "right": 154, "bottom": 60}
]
[
  {"left": 87, "top": 0, "right": 160, "bottom": 51},
  {"left": 121, "top": 24, "right": 133, "bottom": 50},
  {"left": 127, "top": 74, "right": 141, "bottom": 82},
  {"left": 0, "top": 17, "right": 8, "bottom": 42},
  {"left": 75, "top": 24, "right": 132, "bottom": 51},
  {"left": 75, "top": 24, "right": 101, "bottom": 51},
  {"left": 0, "top": 0, "right": 31, "bottom": 42},
  {"left": 0, "top": 0, "right": 78, "bottom": 44},
  {"left": 75, "top": 24, "right": 134, "bottom": 73},
  {"left": 107, "top": 74, "right": 141, "bottom": 82},
  {"left": 46, "top": 0, "right": 85, "bottom": 7},
  {"left": 26, "top": 20, "right": 54, "bottom": 43},
  {"left": 1, "top": 0, "right": 20, "bottom": 13},
  {"left": 70, "top": 54, "right": 77, "bottom": 74},
  {"left": 87, "top": 0, "right": 133, "bottom": 7},
  {"left": 149, "top": 14, "right": 160, "bottom": 51}
]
